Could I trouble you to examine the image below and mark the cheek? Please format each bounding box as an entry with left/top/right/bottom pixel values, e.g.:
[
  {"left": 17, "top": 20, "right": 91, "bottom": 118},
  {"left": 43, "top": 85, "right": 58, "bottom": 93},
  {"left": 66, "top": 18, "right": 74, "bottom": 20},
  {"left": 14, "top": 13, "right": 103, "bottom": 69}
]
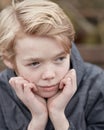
[
  {"left": 60, "top": 59, "right": 70, "bottom": 77},
  {"left": 14, "top": 65, "right": 38, "bottom": 82},
  {"left": 20, "top": 70, "right": 39, "bottom": 83},
  {"left": 58, "top": 64, "right": 70, "bottom": 80},
  {"left": 59, "top": 67, "right": 69, "bottom": 78}
]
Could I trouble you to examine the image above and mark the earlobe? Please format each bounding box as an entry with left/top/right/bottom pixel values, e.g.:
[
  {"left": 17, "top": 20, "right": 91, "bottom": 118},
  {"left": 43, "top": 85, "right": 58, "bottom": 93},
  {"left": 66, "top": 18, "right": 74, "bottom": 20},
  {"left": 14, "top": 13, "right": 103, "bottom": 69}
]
[{"left": 3, "top": 59, "right": 14, "bottom": 69}]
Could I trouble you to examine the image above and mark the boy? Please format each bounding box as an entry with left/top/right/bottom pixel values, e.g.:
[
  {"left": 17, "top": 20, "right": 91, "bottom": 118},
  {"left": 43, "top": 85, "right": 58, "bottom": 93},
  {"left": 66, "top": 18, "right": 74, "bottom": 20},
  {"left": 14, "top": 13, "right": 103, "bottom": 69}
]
[{"left": 0, "top": 0, "right": 104, "bottom": 130}]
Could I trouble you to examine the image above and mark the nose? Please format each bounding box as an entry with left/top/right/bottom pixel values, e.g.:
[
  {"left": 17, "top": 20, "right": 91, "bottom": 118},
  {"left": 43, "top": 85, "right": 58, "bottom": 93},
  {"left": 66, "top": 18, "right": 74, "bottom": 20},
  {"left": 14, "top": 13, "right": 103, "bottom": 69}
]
[{"left": 41, "top": 69, "right": 55, "bottom": 80}]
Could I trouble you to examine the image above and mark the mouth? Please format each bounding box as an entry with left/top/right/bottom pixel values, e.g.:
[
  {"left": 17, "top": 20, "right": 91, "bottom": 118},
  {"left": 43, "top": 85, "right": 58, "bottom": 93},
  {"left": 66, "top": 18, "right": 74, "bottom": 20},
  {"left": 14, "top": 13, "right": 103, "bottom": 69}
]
[{"left": 37, "top": 84, "right": 59, "bottom": 92}]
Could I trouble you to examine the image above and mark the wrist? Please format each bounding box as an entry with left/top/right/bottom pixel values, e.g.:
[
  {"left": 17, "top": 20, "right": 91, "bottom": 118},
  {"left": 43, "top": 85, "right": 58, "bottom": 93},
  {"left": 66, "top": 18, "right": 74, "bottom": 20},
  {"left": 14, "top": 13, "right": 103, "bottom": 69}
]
[
  {"left": 28, "top": 116, "right": 47, "bottom": 130},
  {"left": 50, "top": 112, "right": 69, "bottom": 130}
]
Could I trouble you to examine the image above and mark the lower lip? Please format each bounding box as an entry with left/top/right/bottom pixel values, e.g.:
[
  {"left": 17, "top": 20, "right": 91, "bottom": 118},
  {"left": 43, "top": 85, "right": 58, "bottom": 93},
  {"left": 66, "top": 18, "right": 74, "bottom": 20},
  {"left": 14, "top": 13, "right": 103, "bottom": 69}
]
[{"left": 41, "top": 85, "right": 57, "bottom": 92}]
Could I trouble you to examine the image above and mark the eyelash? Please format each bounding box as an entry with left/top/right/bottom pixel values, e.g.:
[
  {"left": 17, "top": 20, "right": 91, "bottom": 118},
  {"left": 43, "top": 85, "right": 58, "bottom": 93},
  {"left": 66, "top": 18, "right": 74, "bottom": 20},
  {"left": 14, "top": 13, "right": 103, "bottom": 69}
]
[
  {"left": 54, "top": 56, "right": 66, "bottom": 63},
  {"left": 27, "top": 56, "right": 66, "bottom": 67},
  {"left": 29, "top": 62, "right": 40, "bottom": 67}
]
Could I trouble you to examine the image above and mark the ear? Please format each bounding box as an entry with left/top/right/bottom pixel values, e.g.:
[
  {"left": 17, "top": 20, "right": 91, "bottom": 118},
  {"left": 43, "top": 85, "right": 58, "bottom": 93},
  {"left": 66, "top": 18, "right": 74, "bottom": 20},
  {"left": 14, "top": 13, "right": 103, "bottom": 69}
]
[{"left": 3, "top": 59, "right": 14, "bottom": 69}]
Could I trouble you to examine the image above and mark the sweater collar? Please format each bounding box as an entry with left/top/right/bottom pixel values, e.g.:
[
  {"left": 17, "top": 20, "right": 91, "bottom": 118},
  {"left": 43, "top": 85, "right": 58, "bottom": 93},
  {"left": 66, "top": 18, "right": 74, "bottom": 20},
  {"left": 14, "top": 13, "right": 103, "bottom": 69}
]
[{"left": 70, "top": 43, "right": 85, "bottom": 86}]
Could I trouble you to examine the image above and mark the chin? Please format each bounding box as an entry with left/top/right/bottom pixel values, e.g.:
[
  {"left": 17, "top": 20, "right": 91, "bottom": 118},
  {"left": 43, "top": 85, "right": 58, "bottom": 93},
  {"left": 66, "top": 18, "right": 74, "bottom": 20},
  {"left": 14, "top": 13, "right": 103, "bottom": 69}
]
[{"left": 39, "top": 91, "right": 58, "bottom": 98}]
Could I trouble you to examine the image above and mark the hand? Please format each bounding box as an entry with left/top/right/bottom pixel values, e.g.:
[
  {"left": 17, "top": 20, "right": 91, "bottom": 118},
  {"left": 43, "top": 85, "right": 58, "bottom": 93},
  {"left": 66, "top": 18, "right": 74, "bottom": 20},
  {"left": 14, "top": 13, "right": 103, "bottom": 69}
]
[
  {"left": 47, "top": 69, "right": 77, "bottom": 130},
  {"left": 9, "top": 77, "right": 48, "bottom": 130}
]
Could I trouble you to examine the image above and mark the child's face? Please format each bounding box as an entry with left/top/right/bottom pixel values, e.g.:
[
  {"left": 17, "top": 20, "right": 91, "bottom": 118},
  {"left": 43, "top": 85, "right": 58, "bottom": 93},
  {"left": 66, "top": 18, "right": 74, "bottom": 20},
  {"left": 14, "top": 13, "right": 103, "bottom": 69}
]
[{"left": 14, "top": 36, "right": 70, "bottom": 98}]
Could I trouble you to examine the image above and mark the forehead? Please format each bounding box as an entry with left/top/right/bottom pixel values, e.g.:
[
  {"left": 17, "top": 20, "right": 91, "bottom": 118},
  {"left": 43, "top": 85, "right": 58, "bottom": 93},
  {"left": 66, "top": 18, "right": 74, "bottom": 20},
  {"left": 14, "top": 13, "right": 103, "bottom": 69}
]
[
  {"left": 15, "top": 34, "right": 70, "bottom": 49},
  {"left": 15, "top": 35, "right": 67, "bottom": 59},
  {"left": 15, "top": 35, "right": 64, "bottom": 50}
]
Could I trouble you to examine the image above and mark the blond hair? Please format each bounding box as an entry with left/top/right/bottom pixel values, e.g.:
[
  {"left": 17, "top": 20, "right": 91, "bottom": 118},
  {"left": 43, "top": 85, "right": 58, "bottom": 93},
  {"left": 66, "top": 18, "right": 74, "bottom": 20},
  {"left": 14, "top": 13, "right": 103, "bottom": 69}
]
[{"left": 0, "top": 0, "right": 75, "bottom": 61}]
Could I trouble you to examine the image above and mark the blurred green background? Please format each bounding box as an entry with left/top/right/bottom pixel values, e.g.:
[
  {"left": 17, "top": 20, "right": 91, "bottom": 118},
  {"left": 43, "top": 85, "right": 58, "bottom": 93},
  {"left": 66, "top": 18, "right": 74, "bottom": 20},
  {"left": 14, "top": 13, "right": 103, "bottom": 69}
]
[{"left": 0, "top": 0, "right": 104, "bottom": 70}]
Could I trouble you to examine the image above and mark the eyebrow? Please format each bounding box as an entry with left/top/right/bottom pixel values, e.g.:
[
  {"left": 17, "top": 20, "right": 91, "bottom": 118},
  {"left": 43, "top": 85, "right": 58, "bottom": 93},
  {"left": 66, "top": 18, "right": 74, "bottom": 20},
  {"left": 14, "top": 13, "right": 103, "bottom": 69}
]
[
  {"left": 23, "top": 51, "right": 67, "bottom": 62},
  {"left": 53, "top": 51, "right": 67, "bottom": 58}
]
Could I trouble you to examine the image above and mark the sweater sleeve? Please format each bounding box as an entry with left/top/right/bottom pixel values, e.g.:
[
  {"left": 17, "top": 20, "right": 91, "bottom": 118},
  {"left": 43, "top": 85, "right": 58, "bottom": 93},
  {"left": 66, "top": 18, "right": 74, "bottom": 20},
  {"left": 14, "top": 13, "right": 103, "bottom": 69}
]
[
  {"left": 86, "top": 93, "right": 104, "bottom": 130},
  {"left": 68, "top": 121, "right": 76, "bottom": 130},
  {"left": 0, "top": 105, "right": 8, "bottom": 130},
  {"left": 85, "top": 75, "right": 104, "bottom": 130}
]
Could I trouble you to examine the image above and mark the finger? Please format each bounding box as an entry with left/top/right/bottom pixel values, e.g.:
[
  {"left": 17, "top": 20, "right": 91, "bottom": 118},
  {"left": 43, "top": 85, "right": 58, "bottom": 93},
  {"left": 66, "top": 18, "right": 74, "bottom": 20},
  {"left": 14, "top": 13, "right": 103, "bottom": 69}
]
[
  {"left": 9, "top": 77, "right": 28, "bottom": 87},
  {"left": 59, "top": 69, "right": 73, "bottom": 90},
  {"left": 59, "top": 77, "right": 71, "bottom": 89},
  {"left": 24, "top": 83, "right": 38, "bottom": 92},
  {"left": 23, "top": 83, "right": 42, "bottom": 105},
  {"left": 63, "top": 69, "right": 77, "bottom": 92},
  {"left": 61, "top": 70, "right": 77, "bottom": 98},
  {"left": 9, "top": 77, "right": 29, "bottom": 93},
  {"left": 69, "top": 69, "right": 77, "bottom": 93},
  {"left": 62, "top": 78, "right": 72, "bottom": 94},
  {"left": 59, "top": 79, "right": 65, "bottom": 89}
]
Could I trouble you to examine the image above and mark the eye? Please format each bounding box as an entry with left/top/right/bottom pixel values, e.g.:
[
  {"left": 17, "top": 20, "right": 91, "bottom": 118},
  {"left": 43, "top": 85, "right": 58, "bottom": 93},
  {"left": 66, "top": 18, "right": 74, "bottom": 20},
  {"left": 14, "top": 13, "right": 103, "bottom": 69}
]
[
  {"left": 54, "top": 56, "right": 66, "bottom": 63},
  {"left": 29, "top": 61, "right": 40, "bottom": 67}
]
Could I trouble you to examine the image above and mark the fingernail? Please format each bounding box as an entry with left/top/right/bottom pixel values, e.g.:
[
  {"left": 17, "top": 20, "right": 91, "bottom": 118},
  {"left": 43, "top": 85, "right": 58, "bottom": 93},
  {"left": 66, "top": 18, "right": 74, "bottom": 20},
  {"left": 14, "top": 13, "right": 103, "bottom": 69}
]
[{"left": 71, "top": 69, "right": 75, "bottom": 72}]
